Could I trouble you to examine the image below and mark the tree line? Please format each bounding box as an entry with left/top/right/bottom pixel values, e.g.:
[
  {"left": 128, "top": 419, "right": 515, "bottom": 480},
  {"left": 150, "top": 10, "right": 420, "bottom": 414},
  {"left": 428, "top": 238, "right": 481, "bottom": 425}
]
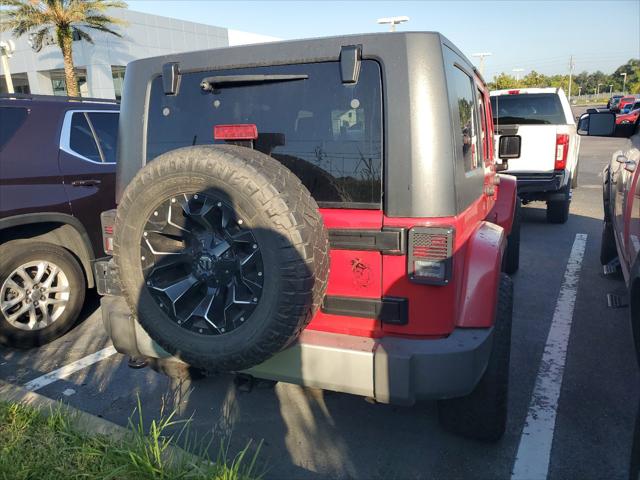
[{"left": 488, "top": 59, "right": 640, "bottom": 96}]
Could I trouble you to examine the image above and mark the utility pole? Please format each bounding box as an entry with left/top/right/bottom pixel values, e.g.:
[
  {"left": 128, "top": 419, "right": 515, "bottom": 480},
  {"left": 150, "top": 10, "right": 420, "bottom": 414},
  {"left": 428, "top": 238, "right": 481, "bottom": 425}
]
[
  {"left": 597, "top": 83, "right": 603, "bottom": 96},
  {"left": 472, "top": 52, "right": 493, "bottom": 76},
  {"left": 577, "top": 85, "right": 582, "bottom": 98},
  {"left": 609, "top": 84, "right": 613, "bottom": 96},
  {"left": 0, "top": 40, "right": 16, "bottom": 94},
  {"left": 621, "top": 72, "right": 627, "bottom": 93},
  {"left": 512, "top": 68, "right": 524, "bottom": 84},
  {"left": 568, "top": 55, "right": 575, "bottom": 102}
]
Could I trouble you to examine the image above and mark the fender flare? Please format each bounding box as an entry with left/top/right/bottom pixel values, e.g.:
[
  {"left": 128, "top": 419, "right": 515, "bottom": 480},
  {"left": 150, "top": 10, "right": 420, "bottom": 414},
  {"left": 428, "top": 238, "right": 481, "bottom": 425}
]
[
  {"left": 0, "top": 213, "right": 96, "bottom": 288},
  {"left": 457, "top": 221, "right": 506, "bottom": 328},
  {"left": 489, "top": 174, "right": 517, "bottom": 235}
]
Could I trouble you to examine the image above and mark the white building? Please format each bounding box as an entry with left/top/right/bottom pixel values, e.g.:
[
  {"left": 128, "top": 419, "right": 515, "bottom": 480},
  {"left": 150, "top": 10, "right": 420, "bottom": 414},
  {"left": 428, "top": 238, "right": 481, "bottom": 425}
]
[{"left": 0, "top": 9, "right": 278, "bottom": 100}]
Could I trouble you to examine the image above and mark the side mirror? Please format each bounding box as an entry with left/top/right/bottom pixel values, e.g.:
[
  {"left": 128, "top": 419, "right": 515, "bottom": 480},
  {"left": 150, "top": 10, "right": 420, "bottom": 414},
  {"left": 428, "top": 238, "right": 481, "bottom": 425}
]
[
  {"left": 577, "top": 112, "right": 616, "bottom": 136},
  {"left": 498, "top": 135, "right": 521, "bottom": 160}
]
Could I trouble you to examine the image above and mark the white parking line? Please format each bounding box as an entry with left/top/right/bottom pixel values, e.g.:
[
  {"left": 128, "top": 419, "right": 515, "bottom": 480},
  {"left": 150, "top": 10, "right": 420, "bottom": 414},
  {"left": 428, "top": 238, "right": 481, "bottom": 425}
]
[
  {"left": 23, "top": 345, "right": 118, "bottom": 392},
  {"left": 511, "top": 233, "right": 588, "bottom": 480}
]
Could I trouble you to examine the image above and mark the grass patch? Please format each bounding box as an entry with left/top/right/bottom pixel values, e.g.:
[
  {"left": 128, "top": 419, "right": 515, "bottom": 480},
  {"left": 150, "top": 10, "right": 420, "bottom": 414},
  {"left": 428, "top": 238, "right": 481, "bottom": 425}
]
[{"left": 0, "top": 399, "right": 260, "bottom": 480}]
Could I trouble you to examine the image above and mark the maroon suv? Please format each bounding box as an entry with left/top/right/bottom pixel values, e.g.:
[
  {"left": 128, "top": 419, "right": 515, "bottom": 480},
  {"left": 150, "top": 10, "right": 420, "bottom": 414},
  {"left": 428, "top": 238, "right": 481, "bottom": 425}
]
[
  {"left": 0, "top": 94, "right": 118, "bottom": 347},
  {"left": 578, "top": 111, "right": 640, "bottom": 364}
]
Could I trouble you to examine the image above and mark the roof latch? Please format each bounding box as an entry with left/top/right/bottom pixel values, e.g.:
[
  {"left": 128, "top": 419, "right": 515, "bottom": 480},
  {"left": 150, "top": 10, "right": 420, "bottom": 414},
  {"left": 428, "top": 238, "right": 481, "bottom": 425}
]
[
  {"left": 162, "top": 62, "right": 181, "bottom": 95},
  {"left": 340, "top": 45, "right": 362, "bottom": 84}
]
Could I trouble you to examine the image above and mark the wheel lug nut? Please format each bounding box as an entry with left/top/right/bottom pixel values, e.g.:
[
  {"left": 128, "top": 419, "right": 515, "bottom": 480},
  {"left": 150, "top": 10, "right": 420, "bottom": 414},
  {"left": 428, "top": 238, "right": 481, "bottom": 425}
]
[
  {"left": 252, "top": 244, "right": 257, "bottom": 249},
  {"left": 41, "top": 296, "right": 45, "bottom": 301},
  {"left": 238, "top": 219, "right": 244, "bottom": 225},
  {"left": 258, "top": 272, "right": 262, "bottom": 277},
  {"left": 217, "top": 202, "right": 222, "bottom": 207},
  {"left": 194, "top": 194, "right": 199, "bottom": 199},
  {"left": 153, "top": 211, "right": 158, "bottom": 216}
]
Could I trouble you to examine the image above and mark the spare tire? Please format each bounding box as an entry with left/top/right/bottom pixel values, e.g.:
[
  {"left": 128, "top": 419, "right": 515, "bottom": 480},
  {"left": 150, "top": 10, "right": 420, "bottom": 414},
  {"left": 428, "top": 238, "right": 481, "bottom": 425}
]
[{"left": 114, "top": 145, "right": 329, "bottom": 372}]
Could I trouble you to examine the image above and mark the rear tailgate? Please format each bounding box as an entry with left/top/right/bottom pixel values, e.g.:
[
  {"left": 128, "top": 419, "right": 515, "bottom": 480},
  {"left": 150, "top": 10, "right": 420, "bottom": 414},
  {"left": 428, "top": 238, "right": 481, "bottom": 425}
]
[{"left": 497, "top": 124, "right": 557, "bottom": 172}]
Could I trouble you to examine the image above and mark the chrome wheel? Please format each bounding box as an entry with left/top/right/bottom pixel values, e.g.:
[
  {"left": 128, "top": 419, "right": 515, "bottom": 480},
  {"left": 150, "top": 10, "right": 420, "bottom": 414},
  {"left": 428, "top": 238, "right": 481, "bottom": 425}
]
[
  {"left": 141, "top": 193, "right": 264, "bottom": 336},
  {"left": 0, "top": 261, "right": 70, "bottom": 331}
]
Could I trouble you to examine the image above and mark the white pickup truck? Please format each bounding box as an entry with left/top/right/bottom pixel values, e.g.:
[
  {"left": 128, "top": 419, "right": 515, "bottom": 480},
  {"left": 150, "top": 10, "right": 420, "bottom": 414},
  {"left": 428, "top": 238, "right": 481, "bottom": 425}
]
[{"left": 491, "top": 87, "right": 580, "bottom": 223}]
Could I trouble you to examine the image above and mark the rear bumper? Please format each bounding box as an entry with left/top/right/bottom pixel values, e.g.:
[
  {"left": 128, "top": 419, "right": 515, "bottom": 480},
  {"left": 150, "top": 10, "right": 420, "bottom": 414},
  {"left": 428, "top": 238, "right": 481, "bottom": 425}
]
[
  {"left": 101, "top": 295, "right": 493, "bottom": 405},
  {"left": 509, "top": 171, "right": 567, "bottom": 197}
]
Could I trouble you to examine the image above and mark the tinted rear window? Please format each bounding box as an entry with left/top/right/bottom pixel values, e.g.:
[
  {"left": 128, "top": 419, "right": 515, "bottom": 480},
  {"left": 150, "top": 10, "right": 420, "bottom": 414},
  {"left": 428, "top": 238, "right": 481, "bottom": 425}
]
[
  {"left": 147, "top": 61, "right": 383, "bottom": 208},
  {"left": 490, "top": 93, "right": 566, "bottom": 125},
  {"left": 88, "top": 112, "right": 118, "bottom": 163},
  {"left": 0, "top": 107, "right": 29, "bottom": 150}
]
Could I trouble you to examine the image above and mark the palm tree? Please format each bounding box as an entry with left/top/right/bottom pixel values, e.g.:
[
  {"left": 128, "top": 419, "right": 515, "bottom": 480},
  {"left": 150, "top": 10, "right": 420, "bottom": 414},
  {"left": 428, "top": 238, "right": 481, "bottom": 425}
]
[{"left": 1, "top": 0, "right": 127, "bottom": 97}]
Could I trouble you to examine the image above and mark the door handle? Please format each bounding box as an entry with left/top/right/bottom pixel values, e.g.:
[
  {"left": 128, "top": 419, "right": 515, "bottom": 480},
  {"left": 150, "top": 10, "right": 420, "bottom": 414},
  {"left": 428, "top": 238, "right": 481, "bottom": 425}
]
[{"left": 71, "top": 179, "right": 101, "bottom": 187}]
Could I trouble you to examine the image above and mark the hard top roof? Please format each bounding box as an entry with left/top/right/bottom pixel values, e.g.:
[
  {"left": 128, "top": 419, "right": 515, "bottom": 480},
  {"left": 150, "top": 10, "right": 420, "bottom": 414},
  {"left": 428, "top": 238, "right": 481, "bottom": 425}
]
[{"left": 127, "top": 31, "right": 475, "bottom": 75}]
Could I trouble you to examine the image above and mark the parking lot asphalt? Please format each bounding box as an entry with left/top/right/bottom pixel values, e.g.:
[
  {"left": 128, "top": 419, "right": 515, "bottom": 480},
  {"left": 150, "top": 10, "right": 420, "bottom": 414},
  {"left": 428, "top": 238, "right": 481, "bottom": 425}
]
[{"left": 1, "top": 106, "right": 638, "bottom": 480}]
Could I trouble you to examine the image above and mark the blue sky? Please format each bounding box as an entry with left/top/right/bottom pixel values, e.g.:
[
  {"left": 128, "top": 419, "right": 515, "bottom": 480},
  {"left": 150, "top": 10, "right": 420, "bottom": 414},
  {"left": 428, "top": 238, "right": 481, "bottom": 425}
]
[{"left": 127, "top": 0, "right": 639, "bottom": 80}]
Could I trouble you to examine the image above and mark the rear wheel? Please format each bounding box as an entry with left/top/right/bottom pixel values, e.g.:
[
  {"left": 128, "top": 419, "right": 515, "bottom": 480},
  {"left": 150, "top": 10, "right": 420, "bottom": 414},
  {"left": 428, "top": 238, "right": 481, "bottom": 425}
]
[
  {"left": 438, "top": 273, "right": 513, "bottom": 442},
  {"left": 546, "top": 189, "right": 570, "bottom": 224},
  {"left": 0, "top": 241, "right": 85, "bottom": 348}
]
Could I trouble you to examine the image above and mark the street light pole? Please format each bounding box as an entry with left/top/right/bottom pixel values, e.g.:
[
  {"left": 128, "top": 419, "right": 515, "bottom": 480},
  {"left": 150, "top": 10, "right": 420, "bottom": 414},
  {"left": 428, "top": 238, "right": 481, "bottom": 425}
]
[
  {"left": 512, "top": 68, "right": 524, "bottom": 84},
  {"left": 472, "top": 52, "right": 493, "bottom": 76},
  {"left": 609, "top": 84, "right": 613, "bottom": 96},
  {"left": 377, "top": 16, "right": 410, "bottom": 32},
  {"left": 621, "top": 72, "right": 627, "bottom": 93},
  {"left": 568, "top": 55, "right": 575, "bottom": 102},
  {"left": 0, "top": 40, "right": 16, "bottom": 94}
]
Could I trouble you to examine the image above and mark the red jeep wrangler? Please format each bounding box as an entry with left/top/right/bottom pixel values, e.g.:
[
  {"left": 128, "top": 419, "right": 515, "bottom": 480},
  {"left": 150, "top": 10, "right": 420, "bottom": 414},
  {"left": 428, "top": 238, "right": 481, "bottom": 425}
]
[{"left": 97, "top": 32, "right": 520, "bottom": 441}]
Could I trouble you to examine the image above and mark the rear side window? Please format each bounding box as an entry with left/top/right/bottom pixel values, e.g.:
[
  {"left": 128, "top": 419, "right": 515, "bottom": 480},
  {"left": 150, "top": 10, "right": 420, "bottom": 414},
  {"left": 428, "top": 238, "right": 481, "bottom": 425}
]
[
  {"left": 87, "top": 112, "right": 118, "bottom": 163},
  {"left": 448, "top": 66, "right": 481, "bottom": 172},
  {"left": 490, "top": 93, "right": 566, "bottom": 125},
  {"left": 147, "top": 61, "right": 383, "bottom": 208},
  {"left": 70, "top": 113, "right": 101, "bottom": 162},
  {"left": 0, "top": 107, "right": 29, "bottom": 150}
]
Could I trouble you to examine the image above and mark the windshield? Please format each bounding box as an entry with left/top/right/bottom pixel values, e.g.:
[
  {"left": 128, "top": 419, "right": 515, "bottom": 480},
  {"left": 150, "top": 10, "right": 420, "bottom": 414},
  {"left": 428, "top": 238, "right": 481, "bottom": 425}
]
[{"left": 491, "top": 93, "right": 566, "bottom": 125}]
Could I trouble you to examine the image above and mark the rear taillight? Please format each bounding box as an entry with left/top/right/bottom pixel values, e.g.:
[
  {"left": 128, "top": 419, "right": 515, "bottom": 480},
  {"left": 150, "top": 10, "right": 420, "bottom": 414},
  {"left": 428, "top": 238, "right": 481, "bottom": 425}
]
[
  {"left": 508, "top": 90, "right": 520, "bottom": 95},
  {"left": 101, "top": 209, "right": 116, "bottom": 255},
  {"left": 408, "top": 227, "right": 454, "bottom": 285},
  {"left": 555, "top": 134, "right": 569, "bottom": 170}
]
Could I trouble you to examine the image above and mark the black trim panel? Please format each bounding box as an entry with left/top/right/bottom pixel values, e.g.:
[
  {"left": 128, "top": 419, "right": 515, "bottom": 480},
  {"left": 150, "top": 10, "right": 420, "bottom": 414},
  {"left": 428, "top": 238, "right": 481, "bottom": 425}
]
[
  {"left": 328, "top": 228, "right": 406, "bottom": 254},
  {"left": 321, "top": 295, "right": 408, "bottom": 325}
]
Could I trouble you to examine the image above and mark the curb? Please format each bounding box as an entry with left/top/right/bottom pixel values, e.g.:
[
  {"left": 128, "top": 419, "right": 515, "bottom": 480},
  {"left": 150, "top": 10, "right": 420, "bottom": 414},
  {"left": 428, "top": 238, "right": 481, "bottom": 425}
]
[{"left": 0, "top": 379, "right": 200, "bottom": 465}]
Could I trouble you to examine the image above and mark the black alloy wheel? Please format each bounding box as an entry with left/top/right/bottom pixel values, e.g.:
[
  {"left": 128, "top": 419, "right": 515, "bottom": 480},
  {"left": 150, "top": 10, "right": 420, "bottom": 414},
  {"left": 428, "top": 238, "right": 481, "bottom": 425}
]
[{"left": 141, "top": 193, "right": 264, "bottom": 336}]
